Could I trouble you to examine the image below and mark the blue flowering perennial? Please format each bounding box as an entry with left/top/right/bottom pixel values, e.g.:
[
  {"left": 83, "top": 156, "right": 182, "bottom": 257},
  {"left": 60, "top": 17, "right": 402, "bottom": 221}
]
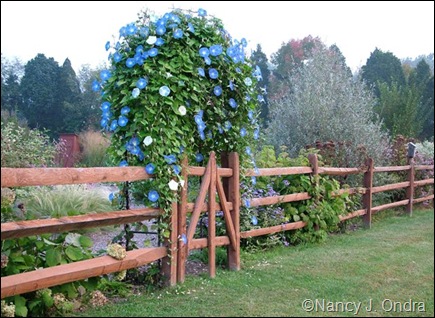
[{"left": 98, "top": 7, "right": 262, "bottom": 221}]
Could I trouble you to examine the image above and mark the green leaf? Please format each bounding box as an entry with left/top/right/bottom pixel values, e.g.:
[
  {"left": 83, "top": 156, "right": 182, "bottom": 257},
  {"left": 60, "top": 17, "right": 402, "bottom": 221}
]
[
  {"left": 14, "top": 295, "right": 28, "bottom": 317},
  {"left": 79, "top": 235, "right": 93, "bottom": 248},
  {"left": 46, "top": 248, "right": 62, "bottom": 267},
  {"left": 65, "top": 246, "right": 84, "bottom": 261}
]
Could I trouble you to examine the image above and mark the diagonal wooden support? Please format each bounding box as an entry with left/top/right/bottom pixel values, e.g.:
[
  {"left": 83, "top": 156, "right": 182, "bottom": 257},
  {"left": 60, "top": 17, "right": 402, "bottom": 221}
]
[
  {"left": 186, "top": 155, "right": 212, "bottom": 245},
  {"left": 216, "top": 177, "right": 237, "bottom": 250}
]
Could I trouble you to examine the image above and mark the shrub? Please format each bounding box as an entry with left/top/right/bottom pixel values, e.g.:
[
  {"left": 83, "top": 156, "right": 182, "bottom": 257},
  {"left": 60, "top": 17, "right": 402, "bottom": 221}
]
[{"left": 1, "top": 120, "right": 61, "bottom": 168}]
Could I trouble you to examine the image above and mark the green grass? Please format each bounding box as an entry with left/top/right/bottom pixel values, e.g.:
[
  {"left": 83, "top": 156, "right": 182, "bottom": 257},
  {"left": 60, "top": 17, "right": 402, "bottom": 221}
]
[{"left": 73, "top": 209, "right": 434, "bottom": 317}]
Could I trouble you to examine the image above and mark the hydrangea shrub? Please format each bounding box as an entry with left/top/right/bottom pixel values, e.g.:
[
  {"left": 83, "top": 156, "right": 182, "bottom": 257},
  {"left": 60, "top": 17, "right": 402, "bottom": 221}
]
[{"left": 94, "top": 8, "right": 262, "bottom": 217}]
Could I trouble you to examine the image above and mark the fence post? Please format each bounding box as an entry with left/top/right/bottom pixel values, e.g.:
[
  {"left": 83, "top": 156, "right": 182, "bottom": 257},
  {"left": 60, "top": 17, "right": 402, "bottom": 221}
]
[
  {"left": 222, "top": 152, "right": 240, "bottom": 271},
  {"left": 406, "top": 157, "right": 415, "bottom": 216},
  {"left": 177, "top": 156, "right": 188, "bottom": 283},
  {"left": 208, "top": 152, "right": 217, "bottom": 278},
  {"left": 308, "top": 154, "right": 320, "bottom": 231},
  {"left": 362, "top": 158, "right": 374, "bottom": 228},
  {"left": 161, "top": 196, "right": 178, "bottom": 286}
]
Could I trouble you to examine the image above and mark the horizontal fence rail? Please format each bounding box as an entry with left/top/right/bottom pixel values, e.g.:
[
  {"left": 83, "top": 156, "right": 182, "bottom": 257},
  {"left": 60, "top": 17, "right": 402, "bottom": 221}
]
[{"left": 1, "top": 153, "right": 433, "bottom": 299}]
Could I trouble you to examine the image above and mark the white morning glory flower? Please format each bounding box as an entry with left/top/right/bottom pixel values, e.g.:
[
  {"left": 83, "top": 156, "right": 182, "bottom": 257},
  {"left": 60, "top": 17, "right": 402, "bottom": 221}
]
[
  {"left": 178, "top": 106, "right": 187, "bottom": 116},
  {"left": 146, "top": 36, "right": 157, "bottom": 45},
  {"left": 169, "top": 180, "right": 179, "bottom": 191},
  {"left": 143, "top": 136, "right": 153, "bottom": 146}
]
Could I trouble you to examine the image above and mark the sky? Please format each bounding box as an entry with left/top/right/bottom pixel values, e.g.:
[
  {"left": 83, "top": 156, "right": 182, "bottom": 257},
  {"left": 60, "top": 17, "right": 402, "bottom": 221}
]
[{"left": 1, "top": 1, "right": 434, "bottom": 74}]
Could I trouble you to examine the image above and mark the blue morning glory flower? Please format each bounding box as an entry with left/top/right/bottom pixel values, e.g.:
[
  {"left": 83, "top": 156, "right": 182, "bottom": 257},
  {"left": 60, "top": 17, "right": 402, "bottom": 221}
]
[
  {"left": 172, "top": 165, "right": 181, "bottom": 175},
  {"left": 224, "top": 121, "right": 232, "bottom": 130},
  {"left": 140, "top": 26, "right": 149, "bottom": 37},
  {"left": 251, "top": 215, "right": 258, "bottom": 226},
  {"left": 199, "top": 131, "right": 205, "bottom": 140},
  {"left": 248, "top": 110, "right": 254, "bottom": 120},
  {"left": 101, "top": 102, "right": 111, "bottom": 112},
  {"left": 121, "top": 106, "right": 130, "bottom": 115},
  {"left": 105, "top": 41, "right": 111, "bottom": 51},
  {"left": 244, "top": 77, "right": 253, "bottom": 86},
  {"left": 145, "top": 163, "right": 155, "bottom": 174},
  {"left": 251, "top": 176, "right": 257, "bottom": 185},
  {"left": 110, "top": 120, "right": 118, "bottom": 131},
  {"left": 126, "top": 23, "right": 137, "bottom": 35},
  {"left": 196, "top": 153, "right": 204, "bottom": 162},
  {"left": 197, "top": 122, "right": 206, "bottom": 132},
  {"left": 199, "top": 47, "right": 209, "bottom": 57},
  {"left": 100, "top": 118, "right": 108, "bottom": 128},
  {"left": 92, "top": 80, "right": 100, "bottom": 92},
  {"left": 229, "top": 98, "right": 237, "bottom": 108},
  {"left": 118, "top": 116, "right": 128, "bottom": 127},
  {"left": 246, "top": 147, "right": 252, "bottom": 155},
  {"left": 254, "top": 129, "right": 260, "bottom": 140},
  {"left": 130, "top": 136, "right": 139, "bottom": 146},
  {"left": 119, "top": 160, "right": 128, "bottom": 167},
  {"left": 119, "top": 26, "right": 127, "bottom": 38},
  {"left": 209, "top": 68, "right": 219, "bottom": 79},
  {"left": 100, "top": 70, "right": 111, "bottom": 81},
  {"left": 113, "top": 52, "right": 122, "bottom": 63},
  {"left": 180, "top": 234, "right": 188, "bottom": 244},
  {"left": 198, "top": 68, "right": 205, "bottom": 77},
  {"left": 155, "top": 38, "right": 165, "bottom": 46},
  {"left": 244, "top": 199, "right": 251, "bottom": 208},
  {"left": 109, "top": 193, "right": 114, "bottom": 201},
  {"left": 241, "top": 38, "right": 248, "bottom": 47},
  {"left": 126, "top": 58, "right": 136, "bottom": 68},
  {"left": 198, "top": 8, "right": 207, "bottom": 17},
  {"left": 209, "top": 45, "right": 223, "bottom": 56},
  {"left": 148, "top": 190, "right": 159, "bottom": 202},
  {"left": 156, "top": 25, "right": 166, "bottom": 35},
  {"left": 226, "top": 46, "right": 236, "bottom": 57},
  {"left": 228, "top": 80, "right": 234, "bottom": 91},
  {"left": 187, "top": 22, "right": 195, "bottom": 33},
  {"left": 148, "top": 48, "right": 158, "bottom": 57},
  {"left": 213, "top": 86, "right": 222, "bottom": 96},
  {"left": 258, "top": 94, "right": 265, "bottom": 103},
  {"left": 164, "top": 154, "right": 177, "bottom": 164},
  {"left": 240, "top": 128, "right": 247, "bottom": 137},
  {"left": 136, "top": 45, "right": 144, "bottom": 54},
  {"left": 159, "top": 86, "right": 170, "bottom": 97},
  {"left": 204, "top": 56, "right": 211, "bottom": 65},
  {"left": 132, "top": 88, "right": 140, "bottom": 98},
  {"left": 173, "top": 29, "right": 183, "bottom": 39},
  {"left": 137, "top": 78, "right": 148, "bottom": 89}
]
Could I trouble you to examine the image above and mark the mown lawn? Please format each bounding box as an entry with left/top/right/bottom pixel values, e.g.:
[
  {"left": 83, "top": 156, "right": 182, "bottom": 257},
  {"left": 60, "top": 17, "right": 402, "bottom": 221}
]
[{"left": 74, "top": 208, "right": 434, "bottom": 317}]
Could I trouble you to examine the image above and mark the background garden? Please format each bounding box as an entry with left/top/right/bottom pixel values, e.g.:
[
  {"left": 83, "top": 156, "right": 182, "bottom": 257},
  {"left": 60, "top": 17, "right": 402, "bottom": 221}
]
[{"left": 1, "top": 6, "right": 433, "bottom": 317}]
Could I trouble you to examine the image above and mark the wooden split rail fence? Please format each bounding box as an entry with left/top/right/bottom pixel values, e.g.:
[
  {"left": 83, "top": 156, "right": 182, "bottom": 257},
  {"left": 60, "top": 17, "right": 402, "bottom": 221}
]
[{"left": 1, "top": 152, "right": 433, "bottom": 299}]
